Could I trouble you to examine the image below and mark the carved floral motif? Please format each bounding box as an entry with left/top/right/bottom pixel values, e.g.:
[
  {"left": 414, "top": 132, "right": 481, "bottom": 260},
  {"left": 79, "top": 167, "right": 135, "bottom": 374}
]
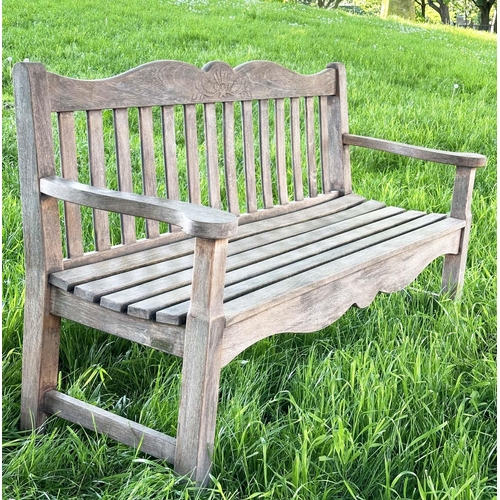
[{"left": 193, "top": 64, "right": 250, "bottom": 100}]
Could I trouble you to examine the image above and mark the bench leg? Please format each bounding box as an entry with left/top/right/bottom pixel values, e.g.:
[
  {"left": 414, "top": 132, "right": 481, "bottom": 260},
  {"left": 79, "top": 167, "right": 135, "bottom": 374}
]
[
  {"left": 441, "top": 166, "right": 476, "bottom": 299},
  {"left": 20, "top": 285, "right": 61, "bottom": 430},
  {"left": 174, "top": 238, "right": 228, "bottom": 485}
]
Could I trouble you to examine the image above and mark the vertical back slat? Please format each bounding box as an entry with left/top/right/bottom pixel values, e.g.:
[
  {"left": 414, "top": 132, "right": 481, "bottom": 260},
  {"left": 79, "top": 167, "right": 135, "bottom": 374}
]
[
  {"left": 223, "top": 102, "right": 239, "bottom": 215},
  {"left": 87, "top": 110, "right": 110, "bottom": 250},
  {"left": 305, "top": 97, "right": 317, "bottom": 197},
  {"left": 58, "top": 111, "right": 84, "bottom": 257},
  {"left": 139, "top": 106, "right": 159, "bottom": 238},
  {"left": 184, "top": 104, "right": 201, "bottom": 205},
  {"left": 241, "top": 100, "right": 257, "bottom": 213},
  {"left": 318, "top": 96, "right": 331, "bottom": 194},
  {"left": 274, "top": 98, "right": 288, "bottom": 205},
  {"left": 258, "top": 100, "right": 273, "bottom": 209},
  {"left": 114, "top": 108, "right": 136, "bottom": 245},
  {"left": 327, "top": 63, "right": 352, "bottom": 195},
  {"left": 162, "top": 105, "right": 181, "bottom": 232},
  {"left": 204, "top": 103, "right": 221, "bottom": 209},
  {"left": 290, "top": 97, "right": 303, "bottom": 201}
]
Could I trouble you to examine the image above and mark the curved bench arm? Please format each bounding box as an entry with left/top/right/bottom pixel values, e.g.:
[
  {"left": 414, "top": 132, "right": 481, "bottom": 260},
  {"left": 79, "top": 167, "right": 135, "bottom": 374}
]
[
  {"left": 40, "top": 176, "right": 238, "bottom": 240},
  {"left": 343, "top": 134, "right": 486, "bottom": 168}
]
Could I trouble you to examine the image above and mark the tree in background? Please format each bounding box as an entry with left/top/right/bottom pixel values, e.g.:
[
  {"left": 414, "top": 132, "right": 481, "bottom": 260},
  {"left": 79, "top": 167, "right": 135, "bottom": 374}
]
[
  {"left": 427, "top": 0, "right": 451, "bottom": 22},
  {"left": 381, "top": 0, "right": 416, "bottom": 18},
  {"left": 471, "top": 0, "right": 496, "bottom": 28}
]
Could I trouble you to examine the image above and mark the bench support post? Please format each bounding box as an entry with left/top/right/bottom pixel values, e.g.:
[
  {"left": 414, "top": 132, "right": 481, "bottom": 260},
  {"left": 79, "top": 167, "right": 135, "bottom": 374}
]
[
  {"left": 174, "top": 237, "right": 228, "bottom": 485},
  {"left": 442, "top": 166, "right": 477, "bottom": 299},
  {"left": 14, "top": 62, "right": 64, "bottom": 430}
]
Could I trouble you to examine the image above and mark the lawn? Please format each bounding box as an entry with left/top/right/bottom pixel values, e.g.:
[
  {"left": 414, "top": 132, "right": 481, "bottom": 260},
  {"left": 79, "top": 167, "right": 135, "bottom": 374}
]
[{"left": 2, "top": 0, "right": 496, "bottom": 498}]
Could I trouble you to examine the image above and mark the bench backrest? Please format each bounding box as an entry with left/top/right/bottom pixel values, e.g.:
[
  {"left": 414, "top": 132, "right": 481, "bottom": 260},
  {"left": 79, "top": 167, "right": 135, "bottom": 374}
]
[{"left": 14, "top": 60, "right": 351, "bottom": 269}]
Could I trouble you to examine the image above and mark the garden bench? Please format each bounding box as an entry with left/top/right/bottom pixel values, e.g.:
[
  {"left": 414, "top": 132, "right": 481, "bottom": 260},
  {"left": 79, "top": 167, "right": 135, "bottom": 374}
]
[{"left": 14, "top": 60, "right": 486, "bottom": 485}]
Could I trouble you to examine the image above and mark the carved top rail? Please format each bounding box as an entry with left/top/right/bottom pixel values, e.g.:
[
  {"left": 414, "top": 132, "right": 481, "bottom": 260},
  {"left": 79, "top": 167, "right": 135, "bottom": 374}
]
[{"left": 47, "top": 60, "right": 337, "bottom": 112}]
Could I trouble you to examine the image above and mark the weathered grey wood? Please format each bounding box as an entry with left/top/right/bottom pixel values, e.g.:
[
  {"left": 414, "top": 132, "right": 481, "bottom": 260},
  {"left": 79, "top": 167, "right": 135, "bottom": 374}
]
[
  {"left": 50, "top": 287, "right": 184, "bottom": 357},
  {"left": 241, "top": 100, "right": 257, "bottom": 213},
  {"left": 58, "top": 111, "right": 84, "bottom": 257},
  {"left": 290, "top": 97, "right": 304, "bottom": 201},
  {"left": 223, "top": 217, "right": 465, "bottom": 326},
  {"left": 161, "top": 105, "right": 180, "bottom": 202},
  {"left": 40, "top": 176, "right": 238, "bottom": 240},
  {"left": 275, "top": 98, "right": 288, "bottom": 204},
  {"left": 221, "top": 228, "right": 462, "bottom": 366},
  {"left": 305, "top": 96, "right": 317, "bottom": 197},
  {"left": 184, "top": 104, "right": 201, "bottom": 205},
  {"left": 87, "top": 110, "right": 111, "bottom": 250},
  {"left": 114, "top": 108, "right": 136, "bottom": 245},
  {"left": 101, "top": 201, "right": 388, "bottom": 314},
  {"left": 204, "top": 103, "right": 221, "bottom": 209},
  {"left": 318, "top": 95, "right": 330, "bottom": 193},
  {"left": 442, "top": 166, "right": 477, "bottom": 298},
  {"left": 13, "top": 62, "right": 64, "bottom": 429},
  {"left": 155, "top": 208, "right": 430, "bottom": 326},
  {"left": 47, "top": 60, "right": 337, "bottom": 111},
  {"left": 327, "top": 63, "right": 352, "bottom": 195},
  {"left": 343, "top": 134, "right": 487, "bottom": 168},
  {"left": 175, "top": 237, "right": 227, "bottom": 485},
  {"left": 139, "top": 106, "right": 160, "bottom": 238},
  {"left": 44, "top": 390, "right": 177, "bottom": 462},
  {"left": 222, "top": 102, "right": 240, "bottom": 215},
  {"left": 258, "top": 100, "right": 274, "bottom": 208}
]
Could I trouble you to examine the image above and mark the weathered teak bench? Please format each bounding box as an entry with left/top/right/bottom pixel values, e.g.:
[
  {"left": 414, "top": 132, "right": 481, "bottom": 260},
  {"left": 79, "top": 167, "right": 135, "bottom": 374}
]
[{"left": 14, "top": 60, "right": 485, "bottom": 485}]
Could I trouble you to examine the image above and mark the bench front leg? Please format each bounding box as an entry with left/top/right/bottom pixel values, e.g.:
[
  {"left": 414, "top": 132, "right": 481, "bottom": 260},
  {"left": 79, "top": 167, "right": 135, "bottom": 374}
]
[
  {"left": 174, "top": 237, "right": 228, "bottom": 485},
  {"left": 442, "top": 166, "right": 477, "bottom": 299}
]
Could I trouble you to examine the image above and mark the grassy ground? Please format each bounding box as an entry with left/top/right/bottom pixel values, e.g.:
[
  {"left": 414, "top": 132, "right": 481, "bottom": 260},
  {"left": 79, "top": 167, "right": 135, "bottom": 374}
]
[{"left": 2, "top": 0, "right": 496, "bottom": 498}]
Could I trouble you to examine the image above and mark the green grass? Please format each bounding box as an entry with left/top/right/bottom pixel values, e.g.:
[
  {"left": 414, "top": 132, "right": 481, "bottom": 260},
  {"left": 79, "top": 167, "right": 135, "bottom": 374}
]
[{"left": 2, "top": 0, "right": 496, "bottom": 498}]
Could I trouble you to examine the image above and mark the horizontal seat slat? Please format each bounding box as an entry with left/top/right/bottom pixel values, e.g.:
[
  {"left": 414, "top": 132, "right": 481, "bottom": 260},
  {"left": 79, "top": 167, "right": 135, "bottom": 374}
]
[
  {"left": 154, "top": 211, "right": 445, "bottom": 325},
  {"left": 99, "top": 202, "right": 395, "bottom": 311},
  {"left": 222, "top": 217, "right": 465, "bottom": 326},
  {"left": 51, "top": 194, "right": 364, "bottom": 291}
]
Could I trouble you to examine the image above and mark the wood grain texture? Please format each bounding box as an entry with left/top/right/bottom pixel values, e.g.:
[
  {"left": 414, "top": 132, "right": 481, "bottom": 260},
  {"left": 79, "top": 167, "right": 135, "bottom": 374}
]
[
  {"left": 139, "top": 106, "right": 160, "bottom": 238},
  {"left": 50, "top": 287, "right": 185, "bottom": 357},
  {"left": 58, "top": 111, "right": 84, "bottom": 257},
  {"left": 13, "top": 62, "right": 64, "bottom": 429},
  {"left": 275, "top": 98, "right": 288, "bottom": 204},
  {"left": 113, "top": 108, "right": 136, "bottom": 245},
  {"left": 326, "top": 63, "right": 352, "bottom": 195},
  {"left": 318, "top": 95, "right": 330, "bottom": 193},
  {"left": 87, "top": 110, "right": 111, "bottom": 250},
  {"left": 161, "top": 106, "right": 180, "bottom": 202},
  {"left": 258, "top": 100, "right": 274, "bottom": 208},
  {"left": 44, "top": 390, "right": 177, "bottom": 462},
  {"left": 47, "top": 60, "right": 336, "bottom": 111},
  {"left": 290, "top": 97, "right": 304, "bottom": 201},
  {"left": 204, "top": 103, "right": 221, "bottom": 209},
  {"left": 221, "top": 228, "right": 462, "bottom": 365},
  {"left": 184, "top": 104, "right": 201, "bottom": 205},
  {"left": 305, "top": 97, "right": 317, "bottom": 197},
  {"left": 40, "top": 176, "right": 238, "bottom": 240},
  {"left": 343, "top": 134, "right": 487, "bottom": 168},
  {"left": 442, "top": 166, "right": 477, "bottom": 298},
  {"left": 175, "top": 237, "right": 228, "bottom": 485},
  {"left": 241, "top": 100, "right": 257, "bottom": 213},
  {"left": 222, "top": 102, "right": 240, "bottom": 215}
]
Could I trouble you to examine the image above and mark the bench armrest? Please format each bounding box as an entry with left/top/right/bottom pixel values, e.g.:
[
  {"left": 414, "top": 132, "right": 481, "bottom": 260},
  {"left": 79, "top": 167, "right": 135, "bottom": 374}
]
[
  {"left": 343, "top": 134, "right": 486, "bottom": 168},
  {"left": 40, "top": 176, "right": 238, "bottom": 240}
]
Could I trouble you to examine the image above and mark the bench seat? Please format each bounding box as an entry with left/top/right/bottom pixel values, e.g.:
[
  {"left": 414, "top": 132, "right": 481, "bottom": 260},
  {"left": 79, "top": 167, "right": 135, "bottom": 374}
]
[{"left": 50, "top": 194, "right": 464, "bottom": 344}]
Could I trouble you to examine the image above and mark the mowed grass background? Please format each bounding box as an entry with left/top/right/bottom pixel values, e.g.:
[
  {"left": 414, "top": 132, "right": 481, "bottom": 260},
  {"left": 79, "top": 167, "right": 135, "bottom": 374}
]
[{"left": 2, "top": 0, "right": 496, "bottom": 498}]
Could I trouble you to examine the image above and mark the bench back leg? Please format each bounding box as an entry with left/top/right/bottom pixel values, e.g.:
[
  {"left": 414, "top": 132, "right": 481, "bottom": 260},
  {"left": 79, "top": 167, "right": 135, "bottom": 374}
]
[
  {"left": 442, "top": 166, "right": 477, "bottom": 299},
  {"left": 174, "top": 238, "right": 228, "bottom": 485}
]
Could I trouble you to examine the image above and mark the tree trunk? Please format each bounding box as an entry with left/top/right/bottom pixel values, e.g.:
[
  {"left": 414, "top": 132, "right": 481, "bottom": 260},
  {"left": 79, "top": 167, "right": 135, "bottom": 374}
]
[
  {"left": 479, "top": 6, "right": 491, "bottom": 29},
  {"left": 381, "top": 0, "right": 416, "bottom": 19},
  {"left": 428, "top": 0, "right": 451, "bottom": 24}
]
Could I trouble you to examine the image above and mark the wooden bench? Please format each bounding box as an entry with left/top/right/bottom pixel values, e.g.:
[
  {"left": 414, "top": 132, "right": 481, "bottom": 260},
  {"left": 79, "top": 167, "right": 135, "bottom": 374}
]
[{"left": 13, "top": 60, "right": 486, "bottom": 485}]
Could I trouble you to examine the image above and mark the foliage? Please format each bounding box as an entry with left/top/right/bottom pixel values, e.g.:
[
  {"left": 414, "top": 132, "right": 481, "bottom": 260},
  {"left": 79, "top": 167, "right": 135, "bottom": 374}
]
[{"left": 2, "top": 0, "right": 496, "bottom": 498}]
